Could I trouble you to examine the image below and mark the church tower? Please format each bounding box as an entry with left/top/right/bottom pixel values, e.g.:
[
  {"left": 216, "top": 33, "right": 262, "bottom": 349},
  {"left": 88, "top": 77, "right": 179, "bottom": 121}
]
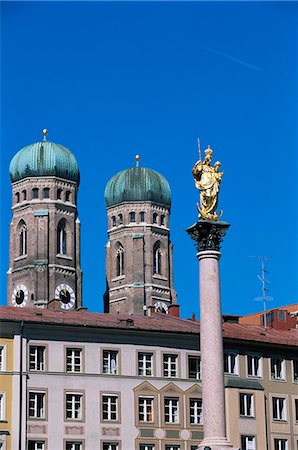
[
  {"left": 7, "top": 130, "right": 82, "bottom": 310},
  {"left": 104, "top": 157, "right": 177, "bottom": 315}
]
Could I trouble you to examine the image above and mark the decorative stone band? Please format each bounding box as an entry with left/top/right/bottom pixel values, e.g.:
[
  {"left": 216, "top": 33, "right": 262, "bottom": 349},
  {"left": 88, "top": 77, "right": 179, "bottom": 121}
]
[{"left": 186, "top": 220, "right": 230, "bottom": 252}]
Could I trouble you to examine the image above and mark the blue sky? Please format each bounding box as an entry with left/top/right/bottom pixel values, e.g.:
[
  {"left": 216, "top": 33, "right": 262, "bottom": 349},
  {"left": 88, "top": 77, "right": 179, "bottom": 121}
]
[{"left": 1, "top": 1, "right": 297, "bottom": 318}]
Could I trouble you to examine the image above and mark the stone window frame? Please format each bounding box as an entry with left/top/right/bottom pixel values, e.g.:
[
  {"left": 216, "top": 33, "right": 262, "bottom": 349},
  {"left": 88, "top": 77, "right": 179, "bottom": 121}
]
[
  {"left": 101, "top": 348, "right": 121, "bottom": 375},
  {"left": 134, "top": 381, "right": 159, "bottom": 428},
  {"left": 136, "top": 350, "right": 155, "bottom": 377},
  {"left": 224, "top": 350, "right": 239, "bottom": 376},
  {"left": 240, "top": 435, "right": 256, "bottom": 450},
  {"left": 269, "top": 356, "right": 286, "bottom": 382},
  {"left": 32, "top": 188, "right": 39, "bottom": 200},
  {"left": 100, "top": 390, "right": 121, "bottom": 424},
  {"left": 164, "top": 443, "right": 182, "bottom": 450},
  {"left": 153, "top": 241, "right": 162, "bottom": 275},
  {"left": 115, "top": 244, "right": 125, "bottom": 278},
  {"left": 28, "top": 344, "right": 48, "bottom": 372},
  {"left": 28, "top": 388, "right": 48, "bottom": 421},
  {"left": 270, "top": 393, "right": 288, "bottom": 422},
  {"left": 64, "top": 389, "right": 85, "bottom": 422},
  {"left": 162, "top": 352, "right": 180, "bottom": 379},
  {"left": 139, "top": 211, "right": 146, "bottom": 223},
  {"left": 160, "top": 383, "right": 184, "bottom": 428},
  {"left": 272, "top": 436, "right": 289, "bottom": 450},
  {"left": 18, "top": 219, "right": 28, "bottom": 257},
  {"left": 42, "top": 187, "right": 50, "bottom": 199},
  {"left": 136, "top": 441, "right": 158, "bottom": 450},
  {"left": 185, "top": 385, "right": 203, "bottom": 428},
  {"left": 246, "top": 353, "right": 263, "bottom": 379},
  {"left": 239, "top": 392, "right": 255, "bottom": 418},
  {"left": 27, "top": 439, "right": 48, "bottom": 450},
  {"left": 187, "top": 353, "right": 201, "bottom": 380},
  {"left": 63, "top": 440, "right": 85, "bottom": 450},
  {"left": 64, "top": 346, "right": 84, "bottom": 373},
  {"left": 57, "top": 218, "right": 70, "bottom": 256},
  {"left": 101, "top": 441, "right": 121, "bottom": 450},
  {"left": 129, "top": 211, "right": 136, "bottom": 223},
  {"left": 0, "top": 345, "right": 6, "bottom": 372}
]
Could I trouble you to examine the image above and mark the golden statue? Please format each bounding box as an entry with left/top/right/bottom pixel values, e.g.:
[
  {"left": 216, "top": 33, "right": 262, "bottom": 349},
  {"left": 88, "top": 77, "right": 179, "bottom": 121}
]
[{"left": 192, "top": 144, "right": 224, "bottom": 221}]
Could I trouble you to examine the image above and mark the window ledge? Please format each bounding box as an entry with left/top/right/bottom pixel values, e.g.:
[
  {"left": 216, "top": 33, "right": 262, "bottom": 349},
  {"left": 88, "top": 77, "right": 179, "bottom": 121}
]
[
  {"left": 14, "top": 255, "right": 27, "bottom": 262},
  {"left": 0, "top": 420, "right": 8, "bottom": 423},
  {"left": 270, "top": 378, "right": 286, "bottom": 382},
  {"left": 112, "top": 275, "right": 125, "bottom": 282},
  {"left": 272, "top": 419, "right": 288, "bottom": 423},
  {"left": 56, "top": 254, "right": 72, "bottom": 260},
  {"left": 240, "top": 415, "right": 255, "bottom": 420},
  {"left": 153, "top": 274, "right": 167, "bottom": 281}
]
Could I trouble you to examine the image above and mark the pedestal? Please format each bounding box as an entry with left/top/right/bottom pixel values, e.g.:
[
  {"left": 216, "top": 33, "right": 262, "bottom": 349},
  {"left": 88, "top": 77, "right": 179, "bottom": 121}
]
[{"left": 187, "top": 220, "right": 237, "bottom": 450}]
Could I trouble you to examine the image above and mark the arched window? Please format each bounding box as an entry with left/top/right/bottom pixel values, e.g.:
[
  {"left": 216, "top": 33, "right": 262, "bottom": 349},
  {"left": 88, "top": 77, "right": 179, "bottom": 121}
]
[
  {"left": 57, "top": 219, "right": 67, "bottom": 255},
  {"left": 32, "top": 188, "right": 39, "bottom": 199},
  {"left": 57, "top": 188, "right": 62, "bottom": 200},
  {"left": 111, "top": 216, "right": 116, "bottom": 227},
  {"left": 43, "top": 188, "right": 49, "bottom": 198},
  {"left": 116, "top": 244, "right": 124, "bottom": 277},
  {"left": 15, "top": 192, "right": 20, "bottom": 203},
  {"left": 22, "top": 190, "right": 27, "bottom": 201},
  {"left": 129, "top": 212, "right": 135, "bottom": 223},
  {"left": 153, "top": 241, "right": 162, "bottom": 275},
  {"left": 118, "top": 214, "right": 123, "bottom": 225},
  {"left": 153, "top": 213, "right": 158, "bottom": 224},
  {"left": 160, "top": 215, "right": 165, "bottom": 226},
  {"left": 18, "top": 220, "right": 27, "bottom": 256},
  {"left": 140, "top": 212, "right": 145, "bottom": 222},
  {"left": 65, "top": 191, "right": 71, "bottom": 202}
]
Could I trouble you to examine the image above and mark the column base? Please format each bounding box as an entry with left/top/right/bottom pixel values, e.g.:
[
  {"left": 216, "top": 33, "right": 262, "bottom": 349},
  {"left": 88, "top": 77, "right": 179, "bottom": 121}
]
[{"left": 199, "top": 436, "right": 239, "bottom": 450}]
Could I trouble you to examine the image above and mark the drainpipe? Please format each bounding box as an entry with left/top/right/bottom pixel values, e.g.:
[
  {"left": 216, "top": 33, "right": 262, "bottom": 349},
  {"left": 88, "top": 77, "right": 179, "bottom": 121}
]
[
  {"left": 18, "top": 321, "right": 24, "bottom": 450},
  {"left": 264, "top": 394, "right": 269, "bottom": 450}
]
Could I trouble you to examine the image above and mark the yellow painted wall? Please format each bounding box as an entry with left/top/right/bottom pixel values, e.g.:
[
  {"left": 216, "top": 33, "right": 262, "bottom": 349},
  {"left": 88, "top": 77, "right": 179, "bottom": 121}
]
[{"left": 0, "top": 338, "right": 13, "bottom": 450}]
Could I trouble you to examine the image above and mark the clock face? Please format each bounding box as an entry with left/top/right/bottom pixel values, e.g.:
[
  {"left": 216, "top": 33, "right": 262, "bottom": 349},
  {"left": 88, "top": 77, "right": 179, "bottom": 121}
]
[
  {"left": 154, "top": 301, "right": 168, "bottom": 314},
  {"left": 12, "top": 284, "right": 29, "bottom": 307},
  {"left": 55, "top": 284, "right": 75, "bottom": 310}
]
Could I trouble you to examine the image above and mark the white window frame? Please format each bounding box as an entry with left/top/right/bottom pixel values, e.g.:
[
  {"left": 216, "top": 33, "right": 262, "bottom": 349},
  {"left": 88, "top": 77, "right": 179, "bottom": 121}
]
[
  {"left": 274, "top": 438, "right": 288, "bottom": 450},
  {"left": 102, "top": 395, "right": 118, "bottom": 421},
  {"left": 240, "top": 435, "right": 256, "bottom": 450},
  {"left": 272, "top": 396, "right": 287, "bottom": 421},
  {"left": 164, "top": 397, "right": 179, "bottom": 424},
  {"left": 188, "top": 355, "right": 201, "bottom": 380},
  {"left": 28, "top": 441, "right": 45, "bottom": 450},
  {"left": 139, "top": 445, "right": 155, "bottom": 450},
  {"left": 270, "top": 357, "right": 285, "bottom": 380},
  {"left": 163, "top": 354, "right": 178, "bottom": 378},
  {"left": 66, "top": 348, "right": 82, "bottom": 373},
  {"left": 102, "top": 444, "right": 119, "bottom": 450},
  {"left": 190, "top": 398, "right": 203, "bottom": 424},
  {"left": 247, "top": 354, "right": 262, "bottom": 378},
  {"left": 0, "top": 393, "right": 6, "bottom": 420},
  {"left": 224, "top": 351, "right": 239, "bottom": 375},
  {"left": 28, "top": 391, "right": 45, "bottom": 419},
  {"left": 138, "top": 352, "right": 153, "bottom": 376},
  {"left": 29, "top": 346, "right": 45, "bottom": 371},
  {"left": 65, "top": 442, "right": 83, "bottom": 450},
  {"left": 0, "top": 346, "right": 6, "bottom": 372},
  {"left": 165, "top": 446, "right": 180, "bottom": 450},
  {"left": 292, "top": 359, "right": 298, "bottom": 383},
  {"left": 239, "top": 393, "right": 254, "bottom": 417},
  {"left": 103, "top": 350, "right": 118, "bottom": 375},
  {"left": 65, "top": 392, "right": 83, "bottom": 420},
  {"left": 139, "top": 397, "right": 154, "bottom": 423}
]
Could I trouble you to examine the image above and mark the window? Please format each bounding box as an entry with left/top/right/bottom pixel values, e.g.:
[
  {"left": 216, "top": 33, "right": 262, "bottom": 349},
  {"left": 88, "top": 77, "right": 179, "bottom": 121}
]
[
  {"left": 19, "top": 221, "right": 27, "bottom": 256},
  {"left": 118, "top": 214, "right": 123, "bottom": 225},
  {"left": 0, "top": 394, "right": 5, "bottom": 420},
  {"left": 43, "top": 188, "right": 49, "bottom": 198},
  {"left": 271, "top": 357, "right": 285, "bottom": 380},
  {"left": 102, "top": 395, "right": 118, "bottom": 421},
  {"left": 224, "top": 352, "right": 238, "bottom": 375},
  {"left": 66, "top": 442, "right": 83, "bottom": 450},
  {"left": 66, "top": 348, "right": 82, "bottom": 372},
  {"left": 191, "top": 447, "right": 199, "bottom": 450},
  {"left": 153, "top": 241, "right": 162, "bottom": 275},
  {"left": 190, "top": 398, "right": 203, "bottom": 424},
  {"left": 139, "top": 397, "right": 153, "bottom": 422},
  {"left": 15, "top": 192, "right": 20, "bottom": 203},
  {"left": 28, "top": 392, "right": 45, "bottom": 419},
  {"left": 165, "top": 445, "right": 180, "bottom": 450},
  {"left": 22, "top": 189, "right": 27, "bottom": 201},
  {"left": 140, "top": 212, "right": 145, "bottom": 222},
  {"left": 65, "top": 191, "right": 71, "bottom": 202},
  {"left": 129, "top": 212, "right": 136, "bottom": 222},
  {"left": 240, "top": 393, "right": 254, "bottom": 417},
  {"left": 28, "top": 441, "right": 45, "bottom": 450},
  {"left": 116, "top": 245, "right": 124, "bottom": 277},
  {"left": 274, "top": 439, "right": 288, "bottom": 450},
  {"left": 32, "top": 188, "right": 39, "bottom": 199},
  {"left": 102, "top": 444, "right": 118, "bottom": 450},
  {"left": 164, "top": 397, "right": 179, "bottom": 423},
  {"left": 240, "top": 436, "right": 256, "bottom": 450},
  {"left": 152, "top": 213, "right": 158, "bottom": 224},
  {"left": 160, "top": 215, "right": 165, "bottom": 225},
  {"left": 57, "top": 188, "right": 62, "bottom": 200},
  {"left": 111, "top": 216, "right": 116, "bottom": 227},
  {"left": 29, "top": 346, "right": 45, "bottom": 371},
  {"left": 247, "top": 355, "right": 262, "bottom": 377},
  {"left": 138, "top": 352, "right": 153, "bottom": 376},
  {"left": 293, "top": 360, "right": 298, "bottom": 382},
  {"left": 140, "top": 445, "right": 155, "bottom": 450},
  {"left": 66, "top": 393, "right": 83, "bottom": 420},
  {"left": 272, "top": 397, "right": 286, "bottom": 420},
  {"left": 188, "top": 356, "right": 201, "bottom": 380},
  {"left": 163, "top": 354, "right": 178, "bottom": 378},
  {"left": 295, "top": 398, "right": 298, "bottom": 422},
  {"left": 57, "top": 219, "right": 67, "bottom": 255},
  {"left": 0, "top": 346, "right": 6, "bottom": 371},
  {"left": 103, "top": 350, "right": 118, "bottom": 374}
]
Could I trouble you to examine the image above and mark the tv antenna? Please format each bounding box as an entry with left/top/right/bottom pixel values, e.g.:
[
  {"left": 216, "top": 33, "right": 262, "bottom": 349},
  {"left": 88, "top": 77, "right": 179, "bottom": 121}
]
[{"left": 250, "top": 256, "right": 273, "bottom": 328}]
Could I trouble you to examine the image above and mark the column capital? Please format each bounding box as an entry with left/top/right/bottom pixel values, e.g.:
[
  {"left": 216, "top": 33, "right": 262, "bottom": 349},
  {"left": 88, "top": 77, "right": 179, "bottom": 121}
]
[{"left": 186, "top": 220, "right": 230, "bottom": 252}]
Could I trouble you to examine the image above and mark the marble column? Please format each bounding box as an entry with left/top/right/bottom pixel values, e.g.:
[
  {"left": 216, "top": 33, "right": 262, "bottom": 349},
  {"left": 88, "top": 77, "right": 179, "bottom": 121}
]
[{"left": 187, "top": 220, "right": 237, "bottom": 450}]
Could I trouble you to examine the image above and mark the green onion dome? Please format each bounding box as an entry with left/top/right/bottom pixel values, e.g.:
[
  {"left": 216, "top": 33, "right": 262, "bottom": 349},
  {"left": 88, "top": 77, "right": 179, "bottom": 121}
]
[
  {"left": 9, "top": 139, "right": 80, "bottom": 184},
  {"left": 105, "top": 167, "right": 171, "bottom": 208}
]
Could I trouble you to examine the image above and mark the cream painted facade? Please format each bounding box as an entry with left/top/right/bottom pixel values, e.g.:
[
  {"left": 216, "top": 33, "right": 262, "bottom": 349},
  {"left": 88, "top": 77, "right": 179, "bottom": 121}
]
[{"left": 0, "top": 338, "right": 14, "bottom": 450}]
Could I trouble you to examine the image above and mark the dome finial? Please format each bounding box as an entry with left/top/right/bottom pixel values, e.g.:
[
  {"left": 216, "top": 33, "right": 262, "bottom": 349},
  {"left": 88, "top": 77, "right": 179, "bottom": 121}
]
[
  {"left": 42, "top": 129, "right": 48, "bottom": 142},
  {"left": 135, "top": 154, "right": 140, "bottom": 167}
]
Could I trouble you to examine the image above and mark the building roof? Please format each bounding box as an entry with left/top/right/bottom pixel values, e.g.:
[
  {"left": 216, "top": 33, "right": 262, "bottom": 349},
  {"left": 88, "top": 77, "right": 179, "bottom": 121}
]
[
  {"left": 9, "top": 140, "right": 80, "bottom": 183},
  {"left": 0, "top": 306, "right": 297, "bottom": 347},
  {"left": 104, "top": 166, "right": 171, "bottom": 208}
]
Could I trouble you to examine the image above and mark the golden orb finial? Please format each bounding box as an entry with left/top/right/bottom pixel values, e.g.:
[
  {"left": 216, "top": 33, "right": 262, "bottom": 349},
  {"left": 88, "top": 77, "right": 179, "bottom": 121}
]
[
  {"left": 42, "top": 129, "right": 48, "bottom": 142},
  {"left": 135, "top": 154, "right": 140, "bottom": 167}
]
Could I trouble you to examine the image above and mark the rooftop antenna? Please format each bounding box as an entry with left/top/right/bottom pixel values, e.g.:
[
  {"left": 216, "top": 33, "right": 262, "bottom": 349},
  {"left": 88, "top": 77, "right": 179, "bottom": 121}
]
[
  {"left": 250, "top": 256, "right": 273, "bottom": 328},
  {"left": 197, "top": 137, "right": 202, "bottom": 161}
]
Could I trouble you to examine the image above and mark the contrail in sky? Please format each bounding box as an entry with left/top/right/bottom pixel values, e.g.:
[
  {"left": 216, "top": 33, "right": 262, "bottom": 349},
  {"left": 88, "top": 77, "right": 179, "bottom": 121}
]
[{"left": 168, "top": 33, "right": 263, "bottom": 71}]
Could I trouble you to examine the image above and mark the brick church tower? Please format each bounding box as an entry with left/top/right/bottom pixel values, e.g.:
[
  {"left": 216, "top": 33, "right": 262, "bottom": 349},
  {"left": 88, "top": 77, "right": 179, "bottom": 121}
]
[
  {"left": 103, "top": 157, "right": 177, "bottom": 315},
  {"left": 7, "top": 130, "right": 82, "bottom": 310}
]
